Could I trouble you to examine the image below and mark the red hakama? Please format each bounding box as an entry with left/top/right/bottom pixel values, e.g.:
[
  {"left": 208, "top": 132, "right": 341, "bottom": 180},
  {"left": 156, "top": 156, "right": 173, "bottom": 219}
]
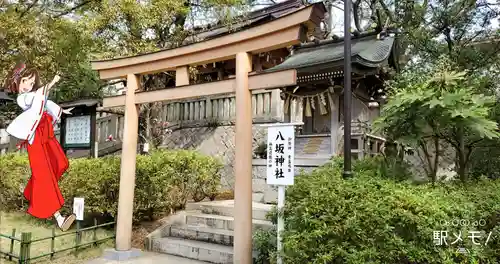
[{"left": 23, "top": 112, "right": 69, "bottom": 219}]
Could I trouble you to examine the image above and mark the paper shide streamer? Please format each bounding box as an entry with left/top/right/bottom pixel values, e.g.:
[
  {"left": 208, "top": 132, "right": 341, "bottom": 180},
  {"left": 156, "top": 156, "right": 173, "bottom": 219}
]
[{"left": 281, "top": 87, "right": 334, "bottom": 117}]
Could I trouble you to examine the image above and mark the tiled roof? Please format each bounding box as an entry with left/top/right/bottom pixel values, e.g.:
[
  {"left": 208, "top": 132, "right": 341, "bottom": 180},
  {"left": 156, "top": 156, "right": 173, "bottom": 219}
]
[{"left": 266, "top": 33, "right": 396, "bottom": 73}]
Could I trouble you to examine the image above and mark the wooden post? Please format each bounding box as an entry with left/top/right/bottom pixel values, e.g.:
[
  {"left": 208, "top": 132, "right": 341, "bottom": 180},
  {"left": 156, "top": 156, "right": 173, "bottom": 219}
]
[
  {"left": 89, "top": 106, "right": 97, "bottom": 158},
  {"left": 233, "top": 52, "right": 253, "bottom": 264},
  {"left": 20, "top": 232, "right": 31, "bottom": 264},
  {"left": 26, "top": 232, "right": 31, "bottom": 264},
  {"left": 330, "top": 94, "right": 339, "bottom": 156},
  {"left": 60, "top": 110, "right": 67, "bottom": 155},
  {"left": 75, "top": 221, "right": 81, "bottom": 256},
  {"left": 50, "top": 228, "right": 55, "bottom": 260},
  {"left": 94, "top": 141, "right": 99, "bottom": 158},
  {"left": 176, "top": 66, "right": 190, "bottom": 86},
  {"left": 9, "top": 228, "right": 15, "bottom": 261},
  {"left": 93, "top": 218, "right": 98, "bottom": 247},
  {"left": 284, "top": 94, "right": 291, "bottom": 123},
  {"left": 8, "top": 136, "right": 17, "bottom": 153},
  {"left": 109, "top": 115, "right": 118, "bottom": 142},
  {"left": 115, "top": 74, "right": 140, "bottom": 251},
  {"left": 271, "top": 89, "right": 283, "bottom": 122},
  {"left": 205, "top": 98, "right": 212, "bottom": 119}
]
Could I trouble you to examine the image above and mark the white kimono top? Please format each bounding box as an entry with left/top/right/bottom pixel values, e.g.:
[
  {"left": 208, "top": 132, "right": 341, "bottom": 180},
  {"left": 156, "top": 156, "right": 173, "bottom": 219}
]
[{"left": 6, "top": 85, "right": 62, "bottom": 145}]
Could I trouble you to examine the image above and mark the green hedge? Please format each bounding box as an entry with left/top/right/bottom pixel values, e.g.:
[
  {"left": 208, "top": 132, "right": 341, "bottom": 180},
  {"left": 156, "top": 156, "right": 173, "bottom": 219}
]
[
  {"left": 254, "top": 157, "right": 500, "bottom": 264},
  {"left": 0, "top": 150, "right": 222, "bottom": 223}
]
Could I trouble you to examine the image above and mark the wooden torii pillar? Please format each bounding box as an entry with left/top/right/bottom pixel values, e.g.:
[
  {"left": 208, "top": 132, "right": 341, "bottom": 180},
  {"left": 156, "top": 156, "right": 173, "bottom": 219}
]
[
  {"left": 104, "top": 68, "right": 296, "bottom": 262},
  {"left": 90, "top": 4, "right": 322, "bottom": 263}
]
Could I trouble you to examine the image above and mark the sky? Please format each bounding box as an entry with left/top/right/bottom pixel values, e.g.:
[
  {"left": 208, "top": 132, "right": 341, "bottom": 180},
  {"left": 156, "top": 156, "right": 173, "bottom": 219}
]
[
  {"left": 249, "top": 0, "right": 499, "bottom": 36},
  {"left": 185, "top": 0, "right": 345, "bottom": 33}
]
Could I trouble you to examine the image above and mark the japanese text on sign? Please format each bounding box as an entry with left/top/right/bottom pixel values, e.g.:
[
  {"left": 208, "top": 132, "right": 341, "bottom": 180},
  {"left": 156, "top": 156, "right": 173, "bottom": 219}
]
[
  {"left": 65, "top": 115, "right": 91, "bottom": 145},
  {"left": 266, "top": 125, "right": 295, "bottom": 185},
  {"left": 73, "top": 197, "right": 85, "bottom": 221}
]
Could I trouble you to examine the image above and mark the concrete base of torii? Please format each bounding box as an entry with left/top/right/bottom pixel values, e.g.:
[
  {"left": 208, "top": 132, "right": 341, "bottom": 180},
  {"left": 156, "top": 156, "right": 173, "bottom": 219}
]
[{"left": 101, "top": 248, "right": 142, "bottom": 261}]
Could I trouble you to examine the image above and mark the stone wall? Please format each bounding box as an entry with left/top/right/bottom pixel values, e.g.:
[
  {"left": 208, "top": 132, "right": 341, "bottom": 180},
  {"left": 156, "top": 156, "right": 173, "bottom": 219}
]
[
  {"left": 161, "top": 124, "right": 330, "bottom": 204},
  {"left": 403, "top": 140, "right": 457, "bottom": 182},
  {"left": 252, "top": 162, "right": 316, "bottom": 204},
  {"left": 162, "top": 125, "right": 268, "bottom": 189}
]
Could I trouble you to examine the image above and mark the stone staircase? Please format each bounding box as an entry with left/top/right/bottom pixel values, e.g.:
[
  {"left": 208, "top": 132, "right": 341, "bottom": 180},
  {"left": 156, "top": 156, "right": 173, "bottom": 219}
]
[{"left": 145, "top": 200, "right": 274, "bottom": 263}]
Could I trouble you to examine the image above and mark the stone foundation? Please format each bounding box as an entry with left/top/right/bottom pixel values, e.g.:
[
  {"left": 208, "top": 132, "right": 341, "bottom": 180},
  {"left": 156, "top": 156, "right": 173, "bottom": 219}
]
[
  {"left": 160, "top": 124, "right": 332, "bottom": 204},
  {"left": 162, "top": 125, "right": 267, "bottom": 189},
  {"left": 251, "top": 159, "right": 325, "bottom": 204}
]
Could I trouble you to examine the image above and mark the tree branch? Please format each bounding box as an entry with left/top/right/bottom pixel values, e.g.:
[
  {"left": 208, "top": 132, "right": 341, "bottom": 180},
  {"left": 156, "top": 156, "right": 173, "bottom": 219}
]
[
  {"left": 19, "top": 0, "right": 39, "bottom": 18},
  {"left": 466, "top": 138, "right": 484, "bottom": 148},
  {"left": 378, "top": 0, "right": 394, "bottom": 23},
  {"left": 52, "top": 0, "right": 92, "bottom": 18},
  {"left": 353, "top": 0, "right": 363, "bottom": 32},
  {"left": 419, "top": 140, "right": 435, "bottom": 180},
  {"left": 100, "top": 80, "right": 125, "bottom": 89}
]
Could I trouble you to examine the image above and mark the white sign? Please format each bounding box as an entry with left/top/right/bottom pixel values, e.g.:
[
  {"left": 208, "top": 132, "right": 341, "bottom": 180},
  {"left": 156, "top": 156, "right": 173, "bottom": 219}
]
[
  {"left": 73, "top": 197, "right": 84, "bottom": 221},
  {"left": 65, "top": 115, "right": 91, "bottom": 145},
  {"left": 266, "top": 125, "right": 295, "bottom": 185}
]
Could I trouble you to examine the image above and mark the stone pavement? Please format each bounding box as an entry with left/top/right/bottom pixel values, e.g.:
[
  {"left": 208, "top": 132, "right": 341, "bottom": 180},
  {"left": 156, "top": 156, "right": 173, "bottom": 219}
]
[{"left": 85, "top": 252, "right": 209, "bottom": 264}]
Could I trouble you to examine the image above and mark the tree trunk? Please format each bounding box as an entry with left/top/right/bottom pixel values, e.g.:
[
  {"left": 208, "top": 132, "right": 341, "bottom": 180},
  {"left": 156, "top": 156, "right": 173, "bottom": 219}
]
[
  {"left": 432, "top": 137, "right": 439, "bottom": 183},
  {"left": 419, "top": 139, "right": 438, "bottom": 183},
  {"left": 145, "top": 103, "right": 152, "bottom": 140},
  {"left": 456, "top": 126, "right": 467, "bottom": 182}
]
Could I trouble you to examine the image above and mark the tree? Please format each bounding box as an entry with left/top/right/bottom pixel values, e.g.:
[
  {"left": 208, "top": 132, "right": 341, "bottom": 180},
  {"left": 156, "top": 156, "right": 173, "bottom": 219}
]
[
  {"left": 0, "top": 1, "right": 103, "bottom": 103},
  {"left": 0, "top": 2, "right": 105, "bottom": 129},
  {"left": 367, "top": 0, "right": 500, "bottom": 67},
  {"left": 79, "top": 0, "right": 252, "bottom": 149},
  {"left": 362, "top": 0, "right": 500, "bottom": 181},
  {"left": 374, "top": 58, "right": 500, "bottom": 182}
]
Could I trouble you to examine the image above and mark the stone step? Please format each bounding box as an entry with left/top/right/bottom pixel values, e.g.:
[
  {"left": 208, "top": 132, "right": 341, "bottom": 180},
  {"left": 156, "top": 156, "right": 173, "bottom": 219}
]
[
  {"left": 167, "top": 225, "right": 234, "bottom": 246},
  {"left": 185, "top": 213, "right": 273, "bottom": 232},
  {"left": 86, "top": 251, "right": 210, "bottom": 264},
  {"left": 152, "top": 237, "right": 233, "bottom": 264},
  {"left": 186, "top": 200, "right": 273, "bottom": 221}
]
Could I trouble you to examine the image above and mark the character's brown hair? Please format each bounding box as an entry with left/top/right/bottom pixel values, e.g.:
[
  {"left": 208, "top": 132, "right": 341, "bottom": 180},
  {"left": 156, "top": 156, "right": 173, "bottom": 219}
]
[{"left": 3, "top": 62, "right": 41, "bottom": 94}]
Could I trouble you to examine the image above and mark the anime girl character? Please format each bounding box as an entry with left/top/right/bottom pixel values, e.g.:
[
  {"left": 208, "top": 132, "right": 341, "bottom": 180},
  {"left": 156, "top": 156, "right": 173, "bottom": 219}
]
[{"left": 4, "top": 62, "right": 76, "bottom": 231}]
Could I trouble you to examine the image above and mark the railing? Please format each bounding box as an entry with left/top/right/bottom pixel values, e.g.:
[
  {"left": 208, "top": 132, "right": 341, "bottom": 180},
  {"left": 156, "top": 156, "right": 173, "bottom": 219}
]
[
  {"left": 334, "top": 123, "right": 386, "bottom": 159},
  {"left": 0, "top": 129, "right": 10, "bottom": 154},
  {"left": 161, "top": 89, "right": 281, "bottom": 125},
  {"left": 0, "top": 90, "right": 280, "bottom": 155},
  {"left": 0, "top": 220, "right": 115, "bottom": 263},
  {"left": 53, "top": 112, "right": 125, "bottom": 144},
  {"left": 0, "top": 113, "right": 124, "bottom": 156},
  {"left": 351, "top": 133, "right": 386, "bottom": 159}
]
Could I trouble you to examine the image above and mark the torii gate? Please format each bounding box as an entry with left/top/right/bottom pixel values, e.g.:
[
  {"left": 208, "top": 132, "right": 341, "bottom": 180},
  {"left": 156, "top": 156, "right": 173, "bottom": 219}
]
[{"left": 90, "top": 4, "right": 323, "bottom": 263}]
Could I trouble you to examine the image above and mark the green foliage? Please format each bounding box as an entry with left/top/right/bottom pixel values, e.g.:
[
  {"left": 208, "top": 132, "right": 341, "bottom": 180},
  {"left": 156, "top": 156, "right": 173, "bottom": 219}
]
[
  {"left": 0, "top": 153, "right": 30, "bottom": 210},
  {"left": 0, "top": 0, "right": 251, "bottom": 104},
  {"left": 389, "top": 0, "right": 500, "bottom": 71},
  {"left": 254, "top": 157, "right": 500, "bottom": 264},
  {"left": 469, "top": 139, "right": 500, "bottom": 180},
  {"left": 375, "top": 58, "right": 500, "bottom": 182},
  {"left": 254, "top": 141, "right": 267, "bottom": 159},
  {"left": 82, "top": 0, "right": 249, "bottom": 58},
  {"left": 253, "top": 225, "right": 277, "bottom": 264},
  {"left": 0, "top": 150, "right": 222, "bottom": 223},
  {"left": 0, "top": 5, "right": 102, "bottom": 102}
]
